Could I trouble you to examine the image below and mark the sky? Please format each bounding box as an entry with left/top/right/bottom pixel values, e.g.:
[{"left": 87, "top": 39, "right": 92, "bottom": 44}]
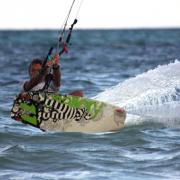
[{"left": 0, "top": 0, "right": 180, "bottom": 29}]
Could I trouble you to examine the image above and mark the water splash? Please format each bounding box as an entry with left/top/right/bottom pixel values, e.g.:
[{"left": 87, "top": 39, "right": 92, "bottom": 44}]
[{"left": 94, "top": 60, "right": 180, "bottom": 127}]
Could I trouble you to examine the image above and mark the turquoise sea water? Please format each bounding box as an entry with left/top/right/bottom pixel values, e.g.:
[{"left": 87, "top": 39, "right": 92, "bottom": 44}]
[{"left": 0, "top": 29, "right": 180, "bottom": 179}]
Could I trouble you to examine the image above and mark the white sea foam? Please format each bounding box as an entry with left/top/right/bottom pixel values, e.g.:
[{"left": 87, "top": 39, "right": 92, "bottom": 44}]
[
  {"left": 0, "top": 170, "right": 92, "bottom": 180},
  {"left": 94, "top": 60, "right": 180, "bottom": 127}
]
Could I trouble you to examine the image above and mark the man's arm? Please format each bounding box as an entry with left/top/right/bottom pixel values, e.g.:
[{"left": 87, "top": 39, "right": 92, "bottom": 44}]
[{"left": 52, "top": 64, "right": 61, "bottom": 88}]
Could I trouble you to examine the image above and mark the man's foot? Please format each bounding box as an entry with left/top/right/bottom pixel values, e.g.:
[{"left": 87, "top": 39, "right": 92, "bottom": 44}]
[{"left": 69, "top": 90, "right": 84, "bottom": 97}]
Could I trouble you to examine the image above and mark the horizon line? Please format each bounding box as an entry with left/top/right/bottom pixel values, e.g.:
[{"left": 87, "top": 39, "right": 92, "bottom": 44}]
[{"left": 0, "top": 26, "right": 180, "bottom": 31}]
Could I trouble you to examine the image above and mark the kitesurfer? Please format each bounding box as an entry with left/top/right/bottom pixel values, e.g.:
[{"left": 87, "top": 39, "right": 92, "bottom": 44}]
[
  {"left": 23, "top": 54, "right": 83, "bottom": 97},
  {"left": 23, "top": 54, "right": 60, "bottom": 92}
]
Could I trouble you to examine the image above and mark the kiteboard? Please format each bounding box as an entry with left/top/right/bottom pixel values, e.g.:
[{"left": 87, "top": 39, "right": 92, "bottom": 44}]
[{"left": 11, "top": 91, "right": 126, "bottom": 133}]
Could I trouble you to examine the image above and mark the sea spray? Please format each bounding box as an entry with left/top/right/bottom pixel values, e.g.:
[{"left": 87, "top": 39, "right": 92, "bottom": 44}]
[{"left": 94, "top": 60, "right": 180, "bottom": 127}]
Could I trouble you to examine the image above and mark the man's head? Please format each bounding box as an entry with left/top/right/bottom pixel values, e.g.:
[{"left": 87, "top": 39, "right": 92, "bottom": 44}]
[{"left": 28, "top": 59, "right": 43, "bottom": 78}]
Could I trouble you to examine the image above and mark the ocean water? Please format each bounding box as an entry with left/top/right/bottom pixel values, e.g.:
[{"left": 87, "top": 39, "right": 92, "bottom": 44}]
[{"left": 0, "top": 29, "right": 180, "bottom": 180}]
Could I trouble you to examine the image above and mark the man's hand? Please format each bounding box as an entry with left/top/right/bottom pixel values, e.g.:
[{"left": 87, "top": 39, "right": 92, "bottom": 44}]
[{"left": 47, "top": 54, "right": 60, "bottom": 67}]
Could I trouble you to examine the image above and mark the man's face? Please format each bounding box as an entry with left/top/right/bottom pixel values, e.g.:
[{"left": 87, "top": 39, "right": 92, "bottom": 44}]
[{"left": 29, "top": 63, "right": 42, "bottom": 78}]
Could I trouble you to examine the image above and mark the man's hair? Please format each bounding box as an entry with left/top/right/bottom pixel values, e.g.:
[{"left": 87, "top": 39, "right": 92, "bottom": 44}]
[{"left": 28, "top": 59, "right": 43, "bottom": 73}]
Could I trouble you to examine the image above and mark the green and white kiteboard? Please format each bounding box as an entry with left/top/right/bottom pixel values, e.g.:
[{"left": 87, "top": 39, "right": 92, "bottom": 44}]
[{"left": 11, "top": 91, "right": 126, "bottom": 133}]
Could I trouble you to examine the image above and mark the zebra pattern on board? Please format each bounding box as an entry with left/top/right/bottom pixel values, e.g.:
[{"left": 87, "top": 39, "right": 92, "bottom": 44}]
[{"left": 38, "top": 97, "right": 92, "bottom": 123}]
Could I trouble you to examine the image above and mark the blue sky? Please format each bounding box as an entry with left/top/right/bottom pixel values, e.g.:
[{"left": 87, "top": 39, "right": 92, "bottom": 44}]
[{"left": 0, "top": 0, "right": 180, "bottom": 29}]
